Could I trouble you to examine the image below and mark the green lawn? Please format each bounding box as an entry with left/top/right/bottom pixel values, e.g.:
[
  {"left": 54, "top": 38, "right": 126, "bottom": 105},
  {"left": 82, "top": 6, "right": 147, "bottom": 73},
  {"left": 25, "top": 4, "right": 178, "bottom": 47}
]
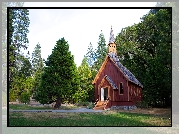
[
  {"left": 9, "top": 104, "right": 78, "bottom": 110},
  {"left": 9, "top": 111, "right": 171, "bottom": 126}
]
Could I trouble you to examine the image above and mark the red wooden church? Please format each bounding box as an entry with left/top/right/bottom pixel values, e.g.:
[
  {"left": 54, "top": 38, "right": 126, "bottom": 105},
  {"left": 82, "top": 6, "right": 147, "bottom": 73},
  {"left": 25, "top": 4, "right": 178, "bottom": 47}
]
[{"left": 93, "top": 27, "right": 143, "bottom": 110}]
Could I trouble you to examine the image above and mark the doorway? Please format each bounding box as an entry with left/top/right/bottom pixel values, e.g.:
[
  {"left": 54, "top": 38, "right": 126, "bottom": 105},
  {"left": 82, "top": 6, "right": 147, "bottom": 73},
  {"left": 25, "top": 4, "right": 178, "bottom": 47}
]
[{"left": 101, "top": 87, "right": 108, "bottom": 101}]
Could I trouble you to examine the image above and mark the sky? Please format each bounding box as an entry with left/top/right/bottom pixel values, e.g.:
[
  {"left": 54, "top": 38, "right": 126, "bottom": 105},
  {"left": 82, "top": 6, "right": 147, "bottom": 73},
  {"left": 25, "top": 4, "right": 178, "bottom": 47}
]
[{"left": 23, "top": 2, "right": 157, "bottom": 67}]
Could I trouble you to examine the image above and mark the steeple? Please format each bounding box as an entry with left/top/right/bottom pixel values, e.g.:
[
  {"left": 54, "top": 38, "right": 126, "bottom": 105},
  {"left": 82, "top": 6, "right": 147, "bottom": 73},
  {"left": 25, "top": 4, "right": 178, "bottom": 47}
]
[
  {"left": 109, "top": 25, "right": 115, "bottom": 44},
  {"left": 108, "top": 26, "right": 117, "bottom": 54}
]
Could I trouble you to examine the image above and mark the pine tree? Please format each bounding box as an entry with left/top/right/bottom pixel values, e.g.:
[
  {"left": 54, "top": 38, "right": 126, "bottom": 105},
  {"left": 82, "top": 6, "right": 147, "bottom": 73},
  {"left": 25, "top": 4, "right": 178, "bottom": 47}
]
[
  {"left": 85, "top": 42, "right": 96, "bottom": 67},
  {"left": 93, "top": 30, "right": 108, "bottom": 72},
  {"left": 31, "top": 43, "right": 44, "bottom": 76},
  {"left": 34, "top": 38, "right": 80, "bottom": 108},
  {"left": 31, "top": 43, "right": 44, "bottom": 98},
  {"left": 8, "top": 8, "right": 30, "bottom": 90},
  {"left": 74, "top": 57, "right": 94, "bottom": 102}
]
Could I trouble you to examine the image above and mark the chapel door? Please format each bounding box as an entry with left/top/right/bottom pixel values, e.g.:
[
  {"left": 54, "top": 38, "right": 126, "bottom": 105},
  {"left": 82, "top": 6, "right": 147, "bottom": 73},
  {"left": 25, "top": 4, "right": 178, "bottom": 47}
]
[{"left": 101, "top": 88, "right": 104, "bottom": 101}]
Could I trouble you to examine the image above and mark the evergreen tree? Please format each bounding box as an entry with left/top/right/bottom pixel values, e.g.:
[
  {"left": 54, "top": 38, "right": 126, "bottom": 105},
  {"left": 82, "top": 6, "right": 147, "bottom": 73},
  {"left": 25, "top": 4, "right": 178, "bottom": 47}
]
[
  {"left": 31, "top": 43, "right": 44, "bottom": 76},
  {"left": 34, "top": 38, "right": 80, "bottom": 108},
  {"left": 85, "top": 42, "right": 96, "bottom": 67},
  {"left": 31, "top": 43, "right": 44, "bottom": 98},
  {"left": 74, "top": 57, "right": 94, "bottom": 102},
  {"left": 10, "top": 54, "right": 33, "bottom": 101},
  {"left": 9, "top": 7, "right": 30, "bottom": 91},
  {"left": 93, "top": 30, "right": 108, "bottom": 72},
  {"left": 115, "top": 8, "right": 171, "bottom": 107}
]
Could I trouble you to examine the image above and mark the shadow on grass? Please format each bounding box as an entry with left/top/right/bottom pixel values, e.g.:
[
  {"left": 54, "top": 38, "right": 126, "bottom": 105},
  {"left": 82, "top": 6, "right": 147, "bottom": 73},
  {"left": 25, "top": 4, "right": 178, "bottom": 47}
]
[{"left": 8, "top": 111, "right": 171, "bottom": 127}]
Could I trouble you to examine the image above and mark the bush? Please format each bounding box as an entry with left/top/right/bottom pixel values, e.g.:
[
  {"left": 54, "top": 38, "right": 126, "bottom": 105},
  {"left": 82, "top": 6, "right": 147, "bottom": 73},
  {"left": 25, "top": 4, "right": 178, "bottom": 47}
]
[
  {"left": 87, "top": 102, "right": 94, "bottom": 109},
  {"left": 19, "top": 91, "right": 31, "bottom": 104},
  {"left": 9, "top": 90, "right": 17, "bottom": 102},
  {"left": 136, "top": 101, "right": 149, "bottom": 108},
  {"left": 75, "top": 101, "right": 90, "bottom": 107},
  {"left": 75, "top": 101, "right": 95, "bottom": 109}
]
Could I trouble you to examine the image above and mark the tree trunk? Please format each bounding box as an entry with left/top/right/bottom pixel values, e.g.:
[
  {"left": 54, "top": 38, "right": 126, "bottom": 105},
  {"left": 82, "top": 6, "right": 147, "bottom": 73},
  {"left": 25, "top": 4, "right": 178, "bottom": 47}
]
[{"left": 55, "top": 96, "right": 61, "bottom": 109}]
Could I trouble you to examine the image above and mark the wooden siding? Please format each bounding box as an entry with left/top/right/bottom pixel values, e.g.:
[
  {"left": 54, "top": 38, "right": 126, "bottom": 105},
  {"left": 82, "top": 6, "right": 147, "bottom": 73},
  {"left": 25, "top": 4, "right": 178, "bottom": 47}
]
[
  {"left": 95, "top": 57, "right": 128, "bottom": 102},
  {"left": 128, "top": 81, "right": 142, "bottom": 102},
  {"left": 94, "top": 56, "right": 142, "bottom": 106}
]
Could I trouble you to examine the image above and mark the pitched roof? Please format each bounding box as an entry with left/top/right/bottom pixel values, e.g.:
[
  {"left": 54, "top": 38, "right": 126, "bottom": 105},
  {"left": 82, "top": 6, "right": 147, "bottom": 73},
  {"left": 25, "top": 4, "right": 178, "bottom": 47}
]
[
  {"left": 109, "top": 26, "right": 115, "bottom": 44},
  {"left": 108, "top": 52, "right": 143, "bottom": 88},
  {"left": 105, "top": 75, "right": 118, "bottom": 89}
]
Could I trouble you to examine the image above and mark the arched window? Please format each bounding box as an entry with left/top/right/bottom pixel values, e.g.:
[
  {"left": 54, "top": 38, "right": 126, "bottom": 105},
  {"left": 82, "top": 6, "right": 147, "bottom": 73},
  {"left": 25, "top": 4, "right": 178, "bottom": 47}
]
[{"left": 119, "top": 83, "right": 124, "bottom": 94}]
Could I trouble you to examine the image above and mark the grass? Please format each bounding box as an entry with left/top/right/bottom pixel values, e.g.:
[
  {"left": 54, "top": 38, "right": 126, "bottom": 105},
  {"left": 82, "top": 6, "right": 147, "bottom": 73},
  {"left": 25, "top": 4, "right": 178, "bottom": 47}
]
[
  {"left": 9, "top": 104, "right": 78, "bottom": 110},
  {"left": 9, "top": 110, "right": 171, "bottom": 126}
]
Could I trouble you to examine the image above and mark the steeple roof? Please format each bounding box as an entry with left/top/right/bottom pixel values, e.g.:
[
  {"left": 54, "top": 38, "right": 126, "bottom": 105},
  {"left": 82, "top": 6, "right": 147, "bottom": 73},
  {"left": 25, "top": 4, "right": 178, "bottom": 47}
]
[{"left": 109, "top": 26, "right": 115, "bottom": 44}]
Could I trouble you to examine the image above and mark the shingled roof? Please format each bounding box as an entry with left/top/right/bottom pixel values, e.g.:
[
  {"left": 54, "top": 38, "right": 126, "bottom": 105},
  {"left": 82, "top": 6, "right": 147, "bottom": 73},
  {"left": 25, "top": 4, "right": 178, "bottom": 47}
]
[
  {"left": 108, "top": 52, "right": 143, "bottom": 88},
  {"left": 105, "top": 75, "right": 118, "bottom": 89}
]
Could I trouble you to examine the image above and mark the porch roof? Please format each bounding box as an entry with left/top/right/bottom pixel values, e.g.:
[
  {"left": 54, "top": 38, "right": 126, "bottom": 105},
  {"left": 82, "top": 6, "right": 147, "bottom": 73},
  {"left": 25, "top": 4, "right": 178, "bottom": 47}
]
[{"left": 105, "top": 75, "right": 118, "bottom": 90}]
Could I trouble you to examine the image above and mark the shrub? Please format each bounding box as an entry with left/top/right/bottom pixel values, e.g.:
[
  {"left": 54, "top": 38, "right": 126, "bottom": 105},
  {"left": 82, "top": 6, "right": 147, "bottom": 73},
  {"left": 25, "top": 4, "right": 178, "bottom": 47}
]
[
  {"left": 75, "top": 101, "right": 90, "bottom": 107},
  {"left": 19, "top": 91, "right": 31, "bottom": 104},
  {"left": 87, "top": 102, "right": 94, "bottom": 109},
  {"left": 136, "top": 101, "right": 149, "bottom": 108},
  {"left": 9, "top": 90, "right": 17, "bottom": 102}
]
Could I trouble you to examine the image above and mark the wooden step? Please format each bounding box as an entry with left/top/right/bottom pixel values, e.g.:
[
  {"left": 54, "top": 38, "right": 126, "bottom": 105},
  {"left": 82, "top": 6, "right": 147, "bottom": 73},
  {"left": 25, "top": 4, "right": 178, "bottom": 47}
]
[
  {"left": 93, "top": 101, "right": 105, "bottom": 110},
  {"left": 93, "top": 105, "right": 104, "bottom": 110},
  {"left": 96, "top": 101, "right": 104, "bottom": 106}
]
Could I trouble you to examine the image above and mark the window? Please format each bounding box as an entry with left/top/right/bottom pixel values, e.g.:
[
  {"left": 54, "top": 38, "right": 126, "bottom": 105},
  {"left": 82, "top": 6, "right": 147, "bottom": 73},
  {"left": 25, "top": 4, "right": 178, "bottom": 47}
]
[{"left": 120, "top": 83, "right": 124, "bottom": 94}]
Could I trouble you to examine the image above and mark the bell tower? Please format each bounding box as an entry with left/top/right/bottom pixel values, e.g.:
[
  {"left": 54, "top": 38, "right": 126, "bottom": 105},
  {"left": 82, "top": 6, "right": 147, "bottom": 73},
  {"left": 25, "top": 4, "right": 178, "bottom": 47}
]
[{"left": 108, "top": 26, "right": 117, "bottom": 55}]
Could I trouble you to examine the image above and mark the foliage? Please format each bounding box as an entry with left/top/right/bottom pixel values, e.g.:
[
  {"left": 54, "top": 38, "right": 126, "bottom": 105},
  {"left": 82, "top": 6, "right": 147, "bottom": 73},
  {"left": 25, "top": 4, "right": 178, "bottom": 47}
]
[
  {"left": 9, "top": 7, "right": 30, "bottom": 90},
  {"left": 156, "top": 2, "right": 179, "bottom": 109},
  {"left": 115, "top": 8, "right": 171, "bottom": 107},
  {"left": 87, "top": 102, "right": 95, "bottom": 109},
  {"left": 10, "top": 55, "right": 33, "bottom": 100},
  {"left": 34, "top": 38, "right": 80, "bottom": 106},
  {"left": 31, "top": 43, "right": 44, "bottom": 97},
  {"left": 85, "top": 42, "right": 96, "bottom": 67},
  {"left": 75, "top": 101, "right": 90, "bottom": 107},
  {"left": 9, "top": 89, "right": 18, "bottom": 102},
  {"left": 93, "top": 31, "right": 108, "bottom": 72},
  {"left": 19, "top": 91, "right": 31, "bottom": 104},
  {"left": 74, "top": 57, "right": 94, "bottom": 102},
  {"left": 31, "top": 43, "right": 44, "bottom": 75}
]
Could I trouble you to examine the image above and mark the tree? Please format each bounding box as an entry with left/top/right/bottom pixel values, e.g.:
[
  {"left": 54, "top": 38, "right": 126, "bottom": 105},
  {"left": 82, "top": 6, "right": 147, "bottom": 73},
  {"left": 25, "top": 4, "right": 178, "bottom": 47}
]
[
  {"left": 34, "top": 38, "right": 80, "bottom": 108},
  {"left": 85, "top": 42, "right": 96, "bottom": 67},
  {"left": 155, "top": 2, "right": 179, "bottom": 109},
  {"left": 74, "top": 57, "right": 94, "bottom": 102},
  {"left": 10, "top": 54, "right": 33, "bottom": 100},
  {"left": 31, "top": 43, "right": 44, "bottom": 76},
  {"left": 8, "top": 7, "right": 30, "bottom": 91},
  {"left": 115, "top": 8, "right": 171, "bottom": 107},
  {"left": 93, "top": 30, "right": 108, "bottom": 72},
  {"left": 31, "top": 43, "right": 44, "bottom": 97}
]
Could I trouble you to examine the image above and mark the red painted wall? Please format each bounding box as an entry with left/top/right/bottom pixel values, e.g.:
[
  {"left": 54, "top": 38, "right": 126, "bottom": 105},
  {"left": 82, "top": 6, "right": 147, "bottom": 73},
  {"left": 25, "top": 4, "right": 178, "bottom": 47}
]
[
  {"left": 128, "top": 81, "right": 142, "bottom": 102},
  {"left": 95, "top": 57, "right": 128, "bottom": 102}
]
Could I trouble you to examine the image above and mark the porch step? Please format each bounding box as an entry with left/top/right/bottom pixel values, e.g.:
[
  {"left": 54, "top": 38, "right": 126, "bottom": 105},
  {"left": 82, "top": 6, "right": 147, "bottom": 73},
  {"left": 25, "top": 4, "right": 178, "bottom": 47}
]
[
  {"left": 93, "top": 101, "right": 105, "bottom": 110},
  {"left": 93, "top": 105, "right": 104, "bottom": 110}
]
